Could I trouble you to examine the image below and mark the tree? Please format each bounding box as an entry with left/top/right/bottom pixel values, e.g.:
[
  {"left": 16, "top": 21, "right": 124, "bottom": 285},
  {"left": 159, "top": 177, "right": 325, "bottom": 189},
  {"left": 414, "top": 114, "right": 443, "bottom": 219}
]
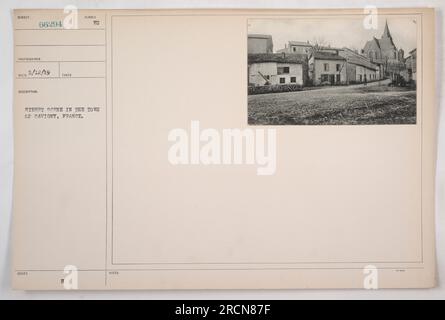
[{"left": 311, "top": 37, "right": 331, "bottom": 53}]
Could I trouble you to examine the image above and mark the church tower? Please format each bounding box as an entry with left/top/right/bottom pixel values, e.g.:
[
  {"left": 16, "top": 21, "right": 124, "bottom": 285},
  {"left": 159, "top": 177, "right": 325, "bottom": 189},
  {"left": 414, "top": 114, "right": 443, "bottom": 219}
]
[
  {"left": 362, "top": 19, "right": 406, "bottom": 80},
  {"left": 382, "top": 20, "right": 392, "bottom": 39},
  {"left": 379, "top": 20, "right": 398, "bottom": 60}
]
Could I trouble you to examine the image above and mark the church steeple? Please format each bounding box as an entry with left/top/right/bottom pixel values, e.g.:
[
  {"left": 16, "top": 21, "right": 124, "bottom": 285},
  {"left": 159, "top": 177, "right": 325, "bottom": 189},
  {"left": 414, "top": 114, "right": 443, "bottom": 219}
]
[{"left": 382, "top": 20, "right": 392, "bottom": 39}]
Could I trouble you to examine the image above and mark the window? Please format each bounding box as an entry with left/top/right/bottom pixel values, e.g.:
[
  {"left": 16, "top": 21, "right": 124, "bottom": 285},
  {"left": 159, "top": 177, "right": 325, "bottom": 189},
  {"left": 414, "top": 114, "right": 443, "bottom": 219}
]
[
  {"left": 336, "top": 74, "right": 340, "bottom": 83},
  {"left": 292, "top": 47, "right": 296, "bottom": 52},
  {"left": 321, "top": 74, "right": 329, "bottom": 82},
  {"left": 324, "top": 63, "right": 329, "bottom": 71},
  {"left": 336, "top": 64, "right": 341, "bottom": 71},
  {"left": 279, "top": 77, "right": 285, "bottom": 84},
  {"left": 277, "top": 66, "right": 290, "bottom": 74},
  {"left": 290, "top": 77, "right": 296, "bottom": 83}
]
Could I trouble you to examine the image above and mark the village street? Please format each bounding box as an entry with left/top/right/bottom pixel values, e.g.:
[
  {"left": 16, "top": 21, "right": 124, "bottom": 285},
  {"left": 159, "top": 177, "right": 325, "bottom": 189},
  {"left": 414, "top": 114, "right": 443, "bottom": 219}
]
[
  {"left": 302, "top": 78, "right": 392, "bottom": 92},
  {"left": 248, "top": 80, "right": 416, "bottom": 125}
]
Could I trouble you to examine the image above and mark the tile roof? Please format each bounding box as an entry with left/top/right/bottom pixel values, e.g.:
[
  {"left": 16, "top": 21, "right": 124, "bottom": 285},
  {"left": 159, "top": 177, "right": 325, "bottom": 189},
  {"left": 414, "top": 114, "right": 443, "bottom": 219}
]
[
  {"left": 311, "top": 51, "right": 346, "bottom": 61},
  {"left": 248, "top": 53, "right": 307, "bottom": 64},
  {"left": 347, "top": 56, "right": 378, "bottom": 70},
  {"left": 340, "top": 48, "right": 378, "bottom": 70}
]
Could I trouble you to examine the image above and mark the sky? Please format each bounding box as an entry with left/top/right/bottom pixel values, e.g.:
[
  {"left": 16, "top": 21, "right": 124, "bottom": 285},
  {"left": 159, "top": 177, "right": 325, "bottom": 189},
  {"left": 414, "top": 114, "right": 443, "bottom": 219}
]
[{"left": 248, "top": 15, "right": 418, "bottom": 55}]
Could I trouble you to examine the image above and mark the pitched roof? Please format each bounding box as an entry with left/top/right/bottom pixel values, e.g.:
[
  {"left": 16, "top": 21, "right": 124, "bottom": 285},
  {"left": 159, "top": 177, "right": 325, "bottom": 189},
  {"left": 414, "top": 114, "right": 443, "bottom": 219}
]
[
  {"left": 363, "top": 38, "right": 379, "bottom": 53},
  {"left": 372, "top": 37, "right": 380, "bottom": 49},
  {"left": 340, "top": 48, "right": 378, "bottom": 70},
  {"left": 378, "top": 36, "right": 396, "bottom": 52},
  {"left": 248, "top": 53, "right": 306, "bottom": 64},
  {"left": 248, "top": 34, "right": 272, "bottom": 39},
  {"left": 347, "top": 56, "right": 377, "bottom": 70},
  {"left": 311, "top": 51, "right": 346, "bottom": 61}
]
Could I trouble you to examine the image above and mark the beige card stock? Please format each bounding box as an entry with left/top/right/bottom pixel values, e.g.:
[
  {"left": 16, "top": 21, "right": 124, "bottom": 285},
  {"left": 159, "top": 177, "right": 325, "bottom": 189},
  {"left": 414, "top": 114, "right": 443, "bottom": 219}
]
[{"left": 12, "top": 8, "right": 436, "bottom": 290}]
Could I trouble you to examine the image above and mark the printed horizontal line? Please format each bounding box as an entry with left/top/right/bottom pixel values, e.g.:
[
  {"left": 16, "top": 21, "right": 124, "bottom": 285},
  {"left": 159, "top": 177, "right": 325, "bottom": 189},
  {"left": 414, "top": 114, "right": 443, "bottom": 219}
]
[
  {"left": 16, "top": 269, "right": 105, "bottom": 272},
  {"left": 15, "top": 44, "right": 105, "bottom": 47},
  {"left": 111, "top": 260, "right": 424, "bottom": 265},
  {"left": 15, "top": 28, "right": 105, "bottom": 31},
  {"left": 15, "top": 266, "right": 425, "bottom": 272},
  {"left": 16, "top": 76, "right": 105, "bottom": 79},
  {"left": 16, "top": 61, "right": 106, "bottom": 63},
  {"left": 109, "top": 13, "right": 423, "bottom": 18}
]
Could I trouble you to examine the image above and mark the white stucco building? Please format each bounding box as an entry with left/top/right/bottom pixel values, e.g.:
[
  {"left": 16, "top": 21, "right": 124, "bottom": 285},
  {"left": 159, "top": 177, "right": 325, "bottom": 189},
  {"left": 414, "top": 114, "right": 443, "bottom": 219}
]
[{"left": 248, "top": 53, "right": 305, "bottom": 86}]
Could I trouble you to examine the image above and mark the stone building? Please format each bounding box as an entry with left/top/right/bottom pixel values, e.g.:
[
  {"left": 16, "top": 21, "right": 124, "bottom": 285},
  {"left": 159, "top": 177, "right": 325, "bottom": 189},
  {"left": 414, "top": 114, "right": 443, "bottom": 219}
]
[
  {"left": 308, "top": 51, "right": 347, "bottom": 85},
  {"left": 362, "top": 20, "right": 406, "bottom": 81},
  {"left": 339, "top": 48, "right": 379, "bottom": 83}
]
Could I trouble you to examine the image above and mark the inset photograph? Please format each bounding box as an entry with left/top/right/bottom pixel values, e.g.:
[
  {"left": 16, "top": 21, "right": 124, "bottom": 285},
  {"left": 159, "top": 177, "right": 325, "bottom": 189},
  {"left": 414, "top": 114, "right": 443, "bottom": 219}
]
[{"left": 247, "top": 17, "right": 418, "bottom": 125}]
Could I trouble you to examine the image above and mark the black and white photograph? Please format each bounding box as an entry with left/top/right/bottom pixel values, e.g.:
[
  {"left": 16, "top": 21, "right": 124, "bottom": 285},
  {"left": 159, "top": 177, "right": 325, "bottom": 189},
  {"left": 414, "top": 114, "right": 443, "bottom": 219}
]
[{"left": 248, "top": 17, "right": 418, "bottom": 125}]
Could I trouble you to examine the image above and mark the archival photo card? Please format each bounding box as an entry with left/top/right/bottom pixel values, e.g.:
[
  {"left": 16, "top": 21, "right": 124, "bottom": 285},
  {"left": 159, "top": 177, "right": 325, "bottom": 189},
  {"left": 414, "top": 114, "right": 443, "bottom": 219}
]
[
  {"left": 247, "top": 16, "right": 418, "bottom": 125},
  {"left": 12, "top": 8, "right": 435, "bottom": 290}
]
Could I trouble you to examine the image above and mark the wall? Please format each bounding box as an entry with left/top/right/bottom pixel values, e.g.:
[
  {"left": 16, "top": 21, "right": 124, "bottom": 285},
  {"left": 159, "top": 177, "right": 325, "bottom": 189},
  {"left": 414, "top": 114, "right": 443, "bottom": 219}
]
[
  {"left": 249, "top": 62, "right": 277, "bottom": 85},
  {"left": 249, "top": 62, "right": 303, "bottom": 86},
  {"left": 275, "top": 63, "right": 303, "bottom": 85},
  {"left": 363, "top": 40, "right": 382, "bottom": 61},
  {"left": 345, "top": 62, "right": 356, "bottom": 84},
  {"left": 289, "top": 45, "right": 311, "bottom": 54},
  {"left": 312, "top": 58, "right": 347, "bottom": 85},
  {"left": 355, "top": 65, "right": 377, "bottom": 82}
]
